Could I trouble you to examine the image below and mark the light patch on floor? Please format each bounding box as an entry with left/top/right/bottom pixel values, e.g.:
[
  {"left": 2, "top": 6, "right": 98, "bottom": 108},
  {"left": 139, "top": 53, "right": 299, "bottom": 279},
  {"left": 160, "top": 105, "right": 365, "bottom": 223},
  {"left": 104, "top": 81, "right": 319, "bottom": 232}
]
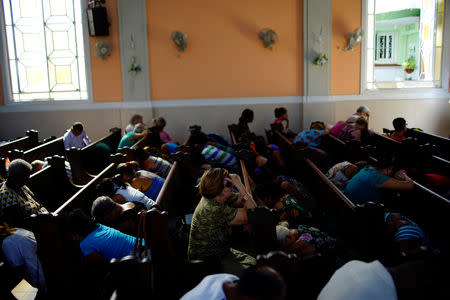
[{"left": 11, "top": 279, "right": 37, "bottom": 300}]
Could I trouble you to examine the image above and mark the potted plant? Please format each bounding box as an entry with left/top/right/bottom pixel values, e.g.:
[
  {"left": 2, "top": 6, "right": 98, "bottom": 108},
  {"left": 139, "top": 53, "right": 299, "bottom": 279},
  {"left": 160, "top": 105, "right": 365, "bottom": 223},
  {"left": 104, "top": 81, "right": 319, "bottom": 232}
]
[{"left": 403, "top": 56, "right": 416, "bottom": 74}]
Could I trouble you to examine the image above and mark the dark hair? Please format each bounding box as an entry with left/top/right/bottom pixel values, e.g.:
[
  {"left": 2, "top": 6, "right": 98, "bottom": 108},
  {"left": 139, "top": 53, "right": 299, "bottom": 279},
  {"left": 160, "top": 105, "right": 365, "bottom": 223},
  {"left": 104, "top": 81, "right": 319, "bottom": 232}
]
[
  {"left": 154, "top": 117, "right": 166, "bottom": 127},
  {"left": 116, "top": 162, "right": 137, "bottom": 177},
  {"left": 274, "top": 107, "right": 287, "bottom": 118},
  {"left": 393, "top": 117, "right": 407, "bottom": 132},
  {"left": 96, "top": 178, "right": 117, "bottom": 197},
  {"left": 65, "top": 209, "right": 97, "bottom": 237},
  {"left": 239, "top": 109, "right": 254, "bottom": 124},
  {"left": 129, "top": 114, "right": 143, "bottom": 126},
  {"left": 134, "top": 148, "right": 150, "bottom": 164},
  {"left": 375, "top": 153, "right": 395, "bottom": 169},
  {"left": 72, "top": 122, "right": 84, "bottom": 132},
  {"left": 188, "top": 132, "right": 208, "bottom": 146},
  {"left": 237, "top": 265, "right": 286, "bottom": 300},
  {"left": 310, "top": 121, "right": 325, "bottom": 130},
  {"left": 355, "top": 161, "right": 368, "bottom": 170}
]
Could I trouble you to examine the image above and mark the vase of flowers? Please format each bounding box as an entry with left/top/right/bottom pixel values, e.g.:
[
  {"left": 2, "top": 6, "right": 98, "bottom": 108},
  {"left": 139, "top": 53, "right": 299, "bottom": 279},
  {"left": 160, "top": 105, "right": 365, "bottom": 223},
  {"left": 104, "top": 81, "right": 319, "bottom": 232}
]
[{"left": 403, "top": 56, "right": 416, "bottom": 74}]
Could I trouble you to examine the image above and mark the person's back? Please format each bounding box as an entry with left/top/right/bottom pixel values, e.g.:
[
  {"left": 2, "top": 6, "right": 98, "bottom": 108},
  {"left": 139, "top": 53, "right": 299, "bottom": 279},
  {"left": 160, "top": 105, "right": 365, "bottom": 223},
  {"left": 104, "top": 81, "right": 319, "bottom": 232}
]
[
  {"left": 344, "top": 167, "right": 390, "bottom": 204},
  {"left": 132, "top": 170, "right": 165, "bottom": 201},
  {"left": 202, "top": 144, "right": 238, "bottom": 169}
]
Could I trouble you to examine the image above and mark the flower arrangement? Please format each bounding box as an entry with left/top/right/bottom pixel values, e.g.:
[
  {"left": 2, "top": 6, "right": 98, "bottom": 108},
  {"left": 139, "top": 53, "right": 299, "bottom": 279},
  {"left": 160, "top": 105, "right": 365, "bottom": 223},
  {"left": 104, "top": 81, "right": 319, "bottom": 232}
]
[
  {"left": 403, "top": 56, "right": 416, "bottom": 74},
  {"left": 128, "top": 56, "right": 141, "bottom": 75},
  {"left": 314, "top": 52, "right": 328, "bottom": 66}
]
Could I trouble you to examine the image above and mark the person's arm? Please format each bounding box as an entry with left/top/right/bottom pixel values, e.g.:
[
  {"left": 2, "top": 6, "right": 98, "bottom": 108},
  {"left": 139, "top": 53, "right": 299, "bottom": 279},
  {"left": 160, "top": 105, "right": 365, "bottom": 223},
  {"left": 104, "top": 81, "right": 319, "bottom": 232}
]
[
  {"left": 128, "top": 130, "right": 149, "bottom": 142},
  {"left": 63, "top": 133, "right": 71, "bottom": 150},
  {"left": 112, "top": 193, "right": 127, "bottom": 204},
  {"left": 82, "top": 131, "right": 91, "bottom": 146},
  {"left": 228, "top": 174, "right": 257, "bottom": 225},
  {"left": 377, "top": 177, "right": 414, "bottom": 190}
]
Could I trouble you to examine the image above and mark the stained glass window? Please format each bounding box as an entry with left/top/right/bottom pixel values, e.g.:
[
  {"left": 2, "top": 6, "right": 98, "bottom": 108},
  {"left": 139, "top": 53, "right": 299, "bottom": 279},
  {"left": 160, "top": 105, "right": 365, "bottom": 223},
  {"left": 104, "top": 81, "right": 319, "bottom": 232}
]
[{"left": 1, "top": 0, "right": 87, "bottom": 101}]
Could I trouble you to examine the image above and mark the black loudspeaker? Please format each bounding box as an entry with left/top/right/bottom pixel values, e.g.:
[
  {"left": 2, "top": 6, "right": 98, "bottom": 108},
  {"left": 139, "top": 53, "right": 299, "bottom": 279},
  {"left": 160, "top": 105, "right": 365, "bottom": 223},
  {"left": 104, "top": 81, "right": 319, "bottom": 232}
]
[{"left": 87, "top": 6, "right": 109, "bottom": 36}]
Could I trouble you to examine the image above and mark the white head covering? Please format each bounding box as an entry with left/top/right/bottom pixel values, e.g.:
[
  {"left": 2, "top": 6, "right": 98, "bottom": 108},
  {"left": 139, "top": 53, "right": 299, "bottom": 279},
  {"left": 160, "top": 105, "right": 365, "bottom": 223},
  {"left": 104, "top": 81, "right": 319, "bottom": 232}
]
[{"left": 318, "top": 260, "right": 397, "bottom": 300}]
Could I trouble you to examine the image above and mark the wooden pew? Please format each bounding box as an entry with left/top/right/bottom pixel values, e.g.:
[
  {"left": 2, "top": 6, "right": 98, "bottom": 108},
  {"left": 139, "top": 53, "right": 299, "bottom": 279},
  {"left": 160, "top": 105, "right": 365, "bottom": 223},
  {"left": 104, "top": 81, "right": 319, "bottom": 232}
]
[
  {"left": 28, "top": 155, "right": 81, "bottom": 212},
  {"left": 144, "top": 208, "right": 221, "bottom": 299},
  {"left": 228, "top": 125, "right": 279, "bottom": 255},
  {"left": 30, "top": 158, "right": 124, "bottom": 298},
  {"left": 6, "top": 136, "right": 65, "bottom": 164},
  {"left": 68, "top": 127, "right": 121, "bottom": 184},
  {"left": 406, "top": 129, "right": 450, "bottom": 160},
  {"left": 0, "top": 130, "right": 39, "bottom": 158}
]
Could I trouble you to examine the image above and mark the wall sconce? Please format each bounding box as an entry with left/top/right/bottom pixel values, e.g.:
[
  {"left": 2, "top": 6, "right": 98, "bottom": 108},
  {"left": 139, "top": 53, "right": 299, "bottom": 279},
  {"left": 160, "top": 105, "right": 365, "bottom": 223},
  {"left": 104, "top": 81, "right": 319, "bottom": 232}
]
[
  {"left": 172, "top": 31, "right": 188, "bottom": 56},
  {"left": 258, "top": 28, "right": 278, "bottom": 50},
  {"left": 341, "top": 27, "right": 363, "bottom": 51},
  {"left": 93, "top": 40, "right": 112, "bottom": 60}
]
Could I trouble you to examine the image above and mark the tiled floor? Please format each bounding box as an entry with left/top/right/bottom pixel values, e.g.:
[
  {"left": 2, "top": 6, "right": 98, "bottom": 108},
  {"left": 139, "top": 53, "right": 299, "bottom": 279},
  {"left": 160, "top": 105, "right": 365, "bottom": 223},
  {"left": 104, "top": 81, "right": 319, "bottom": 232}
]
[{"left": 11, "top": 279, "right": 37, "bottom": 300}]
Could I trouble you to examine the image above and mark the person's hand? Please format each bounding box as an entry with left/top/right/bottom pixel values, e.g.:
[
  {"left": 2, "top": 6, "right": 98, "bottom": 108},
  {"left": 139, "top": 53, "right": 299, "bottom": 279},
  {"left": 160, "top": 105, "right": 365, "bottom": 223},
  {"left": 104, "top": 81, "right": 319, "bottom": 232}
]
[
  {"left": 394, "top": 170, "right": 411, "bottom": 181},
  {"left": 226, "top": 174, "right": 245, "bottom": 193}
]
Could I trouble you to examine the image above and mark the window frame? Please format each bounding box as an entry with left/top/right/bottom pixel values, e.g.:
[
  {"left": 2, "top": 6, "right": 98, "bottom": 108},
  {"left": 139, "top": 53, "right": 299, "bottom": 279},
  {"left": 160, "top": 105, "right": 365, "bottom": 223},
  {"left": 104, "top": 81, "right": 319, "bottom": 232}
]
[
  {"left": 0, "top": 0, "right": 93, "bottom": 106},
  {"left": 360, "top": 0, "right": 450, "bottom": 97}
]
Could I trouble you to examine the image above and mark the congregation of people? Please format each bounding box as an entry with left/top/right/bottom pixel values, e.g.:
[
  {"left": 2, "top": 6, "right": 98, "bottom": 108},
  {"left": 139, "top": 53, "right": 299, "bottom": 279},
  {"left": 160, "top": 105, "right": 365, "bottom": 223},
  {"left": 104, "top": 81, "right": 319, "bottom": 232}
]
[{"left": 0, "top": 106, "right": 448, "bottom": 300}]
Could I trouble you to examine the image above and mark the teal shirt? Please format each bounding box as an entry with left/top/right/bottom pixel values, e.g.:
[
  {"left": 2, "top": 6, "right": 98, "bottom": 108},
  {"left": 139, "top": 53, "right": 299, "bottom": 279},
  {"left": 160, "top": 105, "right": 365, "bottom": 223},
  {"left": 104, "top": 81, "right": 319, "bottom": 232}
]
[
  {"left": 344, "top": 167, "right": 391, "bottom": 204},
  {"left": 118, "top": 132, "right": 137, "bottom": 149}
]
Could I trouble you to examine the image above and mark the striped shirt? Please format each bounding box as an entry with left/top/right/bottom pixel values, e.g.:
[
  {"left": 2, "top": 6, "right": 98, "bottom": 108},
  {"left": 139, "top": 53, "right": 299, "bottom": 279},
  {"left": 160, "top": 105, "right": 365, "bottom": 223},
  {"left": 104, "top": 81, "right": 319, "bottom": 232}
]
[
  {"left": 201, "top": 145, "right": 238, "bottom": 169},
  {"left": 150, "top": 156, "right": 172, "bottom": 179}
]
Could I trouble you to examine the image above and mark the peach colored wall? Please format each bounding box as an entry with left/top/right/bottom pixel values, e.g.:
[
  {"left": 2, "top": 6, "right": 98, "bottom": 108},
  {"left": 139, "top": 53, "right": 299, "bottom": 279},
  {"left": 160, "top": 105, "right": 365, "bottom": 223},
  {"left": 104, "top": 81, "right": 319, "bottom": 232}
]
[
  {"left": 146, "top": 0, "right": 303, "bottom": 100},
  {"left": 331, "top": 0, "right": 361, "bottom": 95},
  {"left": 88, "top": 0, "right": 123, "bottom": 102}
]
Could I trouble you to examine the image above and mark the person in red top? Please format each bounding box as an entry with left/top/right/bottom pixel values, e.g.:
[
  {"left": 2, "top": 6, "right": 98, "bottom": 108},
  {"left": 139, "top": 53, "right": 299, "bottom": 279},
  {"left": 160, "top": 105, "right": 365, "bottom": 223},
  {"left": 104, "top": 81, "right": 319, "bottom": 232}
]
[{"left": 390, "top": 117, "right": 408, "bottom": 142}]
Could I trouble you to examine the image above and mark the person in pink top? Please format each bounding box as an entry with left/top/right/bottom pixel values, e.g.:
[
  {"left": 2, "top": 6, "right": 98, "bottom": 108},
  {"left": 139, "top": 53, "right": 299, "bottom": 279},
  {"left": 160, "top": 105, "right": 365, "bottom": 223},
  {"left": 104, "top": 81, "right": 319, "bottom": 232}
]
[
  {"left": 154, "top": 117, "right": 173, "bottom": 143},
  {"left": 272, "top": 107, "right": 289, "bottom": 131}
]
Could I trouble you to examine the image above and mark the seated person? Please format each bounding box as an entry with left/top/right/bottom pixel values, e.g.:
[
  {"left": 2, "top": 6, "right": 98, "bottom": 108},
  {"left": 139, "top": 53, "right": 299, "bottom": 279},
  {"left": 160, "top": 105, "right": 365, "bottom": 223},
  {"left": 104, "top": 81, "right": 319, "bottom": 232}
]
[
  {"left": 253, "top": 136, "right": 285, "bottom": 171},
  {"left": 272, "top": 107, "right": 290, "bottom": 132},
  {"left": 65, "top": 209, "right": 140, "bottom": 261},
  {"left": 389, "top": 117, "right": 408, "bottom": 142},
  {"left": 276, "top": 221, "right": 337, "bottom": 258},
  {"left": 338, "top": 117, "right": 368, "bottom": 142},
  {"left": 344, "top": 156, "right": 414, "bottom": 205},
  {"left": 326, "top": 161, "right": 367, "bottom": 190},
  {"left": 154, "top": 117, "right": 176, "bottom": 144},
  {"left": 0, "top": 159, "right": 47, "bottom": 226},
  {"left": 189, "top": 132, "right": 238, "bottom": 170},
  {"left": 116, "top": 162, "right": 165, "bottom": 202},
  {"left": 91, "top": 196, "right": 146, "bottom": 236},
  {"left": 180, "top": 265, "right": 286, "bottom": 300},
  {"left": 255, "top": 182, "right": 312, "bottom": 226},
  {"left": 134, "top": 148, "right": 173, "bottom": 179},
  {"left": 188, "top": 169, "right": 257, "bottom": 276},
  {"left": 293, "top": 121, "right": 328, "bottom": 147},
  {"left": 384, "top": 212, "right": 430, "bottom": 252},
  {"left": 349, "top": 105, "right": 370, "bottom": 121},
  {"left": 1, "top": 223, "right": 46, "bottom": 291},
  {"left": 96, "top": 177, "right": 155, "bottom": 210},
  {"left": 118, "top": 123, "right": 150, "bottom": 149},
  {"left": 125, "top": 114, "right": 143, "bottom": 134},
  {"left": 236, "top": 109, "right": 255, "bottom": 141},
  {"left": 63, "top": 122, "right": 91, "bottom": 150},
  {"left": 329, "top": 116, "right": 359, "bottom": 138}
]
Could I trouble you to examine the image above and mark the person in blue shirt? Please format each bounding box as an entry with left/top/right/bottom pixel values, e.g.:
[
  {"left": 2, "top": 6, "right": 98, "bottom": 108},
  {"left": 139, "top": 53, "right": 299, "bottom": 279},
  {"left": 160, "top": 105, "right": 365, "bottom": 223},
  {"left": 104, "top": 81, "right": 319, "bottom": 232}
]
[
  {"left": 344, "top": 156, "right": 414, "bottom": 205},
  {"left": 66, "top": 209, "right": 138, "bottom": 261}
]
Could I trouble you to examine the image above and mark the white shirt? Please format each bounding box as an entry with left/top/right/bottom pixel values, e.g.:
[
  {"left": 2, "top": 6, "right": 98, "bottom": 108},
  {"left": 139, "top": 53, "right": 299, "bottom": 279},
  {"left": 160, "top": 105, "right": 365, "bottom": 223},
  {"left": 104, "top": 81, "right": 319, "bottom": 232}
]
[
  {"left": 125, "top": 124, "right": 134, "bottom": 134},
  {"left": 180, "top": 273, "right": 239, "bottom": 300},
  {"left": 318, "top": 260, "right": 397, "bottom": 300},
  {"left": 2, "top": 228, "right": 46, "bottom": 289},
  {"left": 116, "top": 185, "right": 155, "bottom": 209},
  {"left": 63, "top": 129, "right": 91, "bottom": 150}
]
